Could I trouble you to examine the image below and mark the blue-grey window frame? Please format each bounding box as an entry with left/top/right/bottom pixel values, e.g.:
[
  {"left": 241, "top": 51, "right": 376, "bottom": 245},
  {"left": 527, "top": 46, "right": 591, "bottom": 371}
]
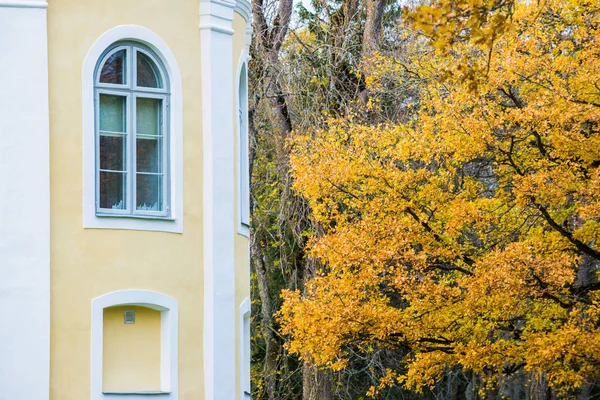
[
  {"left": 93, "top": 42, "right": 171, "bottom": 219},
  {"left": 238, "top": 62, "right": 250, "bottom": 228}
]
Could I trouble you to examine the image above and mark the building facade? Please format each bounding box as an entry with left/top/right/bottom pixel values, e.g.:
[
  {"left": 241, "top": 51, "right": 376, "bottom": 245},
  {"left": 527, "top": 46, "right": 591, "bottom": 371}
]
[{"left": 0, "top": 0, "right": 252, "bottom": 399}]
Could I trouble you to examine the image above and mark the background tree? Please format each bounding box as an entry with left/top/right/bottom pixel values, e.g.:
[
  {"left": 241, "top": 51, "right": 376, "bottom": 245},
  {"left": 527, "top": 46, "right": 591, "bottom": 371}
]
[{"left": 248, "top": 0, "right": 403, "bottom": 397}]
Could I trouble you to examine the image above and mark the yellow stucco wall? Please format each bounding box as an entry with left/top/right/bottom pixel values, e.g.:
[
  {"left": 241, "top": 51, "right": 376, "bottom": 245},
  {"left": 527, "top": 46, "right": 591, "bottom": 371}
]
[
  {"left": 47, "top": 1, "right": 250, "bottom": 398},
  {"left": 103, "top": 306, "right": 161, "bottom": 392},
  {"left": 47, "top": 1, "right": 204, "bottom": 399},
  {"left": 232, "top": 13, "right": 251, "bottom": 400},
  {"left": 233, "top": 14, "right": 251, "bottom": 309}
]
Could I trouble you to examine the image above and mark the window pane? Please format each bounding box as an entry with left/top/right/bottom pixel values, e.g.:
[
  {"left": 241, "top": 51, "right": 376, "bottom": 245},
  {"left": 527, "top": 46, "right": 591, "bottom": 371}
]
[
  {"left": 137, "top": 137, "right": 161, "bottom": 173},
  {"left": 100, "top": 49, "right": 126, "bottom": 84},
  {"left": 100, "top": 94, "right": 126, "bottom": 133},
  {"left": 240, "top": 121, "right": 249, "bottom": 224},
  {"left": 137, "top": 52, "right": 162, "bottom": 88},
  {"left": 136, "top": 98, "right": 161, "bottom": 136},
  {"left": 136, "top": 174, "right": 163, "bottom": 211},
  {"left": 100, "top": 135, "right": 126, "bottom": 171},
  {"left": 100, "top": 171, "right": 126, "bottom": 210}
]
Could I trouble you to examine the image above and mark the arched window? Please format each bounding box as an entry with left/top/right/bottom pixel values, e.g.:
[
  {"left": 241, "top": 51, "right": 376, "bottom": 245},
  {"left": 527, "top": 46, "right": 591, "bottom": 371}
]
[
  {"left": 94, "top": 43, "right": 170, "bottom": 217},
  {"left": 238, "top": 63, "right": 250, "bottom": 229}
]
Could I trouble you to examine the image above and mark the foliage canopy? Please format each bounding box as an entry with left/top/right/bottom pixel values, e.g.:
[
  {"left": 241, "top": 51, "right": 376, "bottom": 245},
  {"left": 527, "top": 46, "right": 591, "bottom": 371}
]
[{"left": 279, "top": 0, "right": 600, "bottom": 396}]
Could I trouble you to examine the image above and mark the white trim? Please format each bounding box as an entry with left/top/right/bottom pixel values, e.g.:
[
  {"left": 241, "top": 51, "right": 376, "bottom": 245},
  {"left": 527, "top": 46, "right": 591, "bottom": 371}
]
[
  {"left": 0, "top": 4, "right": 50, "bottom": 399},
  {"left": 82, "top": 25, "right": 183, "bottom": 233},
  {"left": 236, "top": 52, "right": 250, "bottom": 237},
  {"left": 201, "top": 4, "right": 237, "bottom": 399},
  {"left": 234, "top": 0, "right": 252, "bottom": 24},
  {"left": 238, "top": 226, "right": 250, "bottom": 238},
  {"left": 0, "top": 1, "right": 47, "bottom": 8},
  {"left": 238, "top": 224, "right": 250, "bottom": 238},
  {"left": 199, "top": 0, "right": 236, "bottom": 35},
  {"left": 244, "top": 22, "right": 253, "bottom": 57},
  {"left": 91, "top": 290, "right": 179, "bottom": 400},
  {"left": 239, "top": 298, "right": 251, "bottom": 400},
  {"left": 206, "top": 0, "right": 236, "bottom": 7}
]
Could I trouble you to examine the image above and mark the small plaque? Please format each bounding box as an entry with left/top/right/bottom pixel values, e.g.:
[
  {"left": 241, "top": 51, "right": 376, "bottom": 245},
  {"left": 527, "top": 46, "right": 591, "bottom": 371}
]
[{"left": 124, "top": 310, "right": 135, "bottom": 324}]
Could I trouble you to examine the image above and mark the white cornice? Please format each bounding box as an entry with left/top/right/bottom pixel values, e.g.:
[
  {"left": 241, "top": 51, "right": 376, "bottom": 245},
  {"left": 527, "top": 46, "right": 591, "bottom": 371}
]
[
  {"left": 199, "top": 0, "right": 235, "bottom": 35},
  {"left": 0, "top": 1, "right": 47, "bottom": 8},
  {"left": 205, "top": 0, "right": 236, "bottom": 8}
]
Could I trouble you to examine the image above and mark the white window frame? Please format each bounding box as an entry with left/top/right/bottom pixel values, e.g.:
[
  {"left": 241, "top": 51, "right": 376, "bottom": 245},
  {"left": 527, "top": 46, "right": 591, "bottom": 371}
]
[
  {"left": 91, "top": 290, "right": 179, "bottom": 400},
  {"left": 239, "top": 298, "right": 251, "bottom": 400},
  {"left": 83, "top": 25, "right": 183, "bottom": 233},
  {"left": 237, "top": 56, "right": 250, "bottom": 237}
]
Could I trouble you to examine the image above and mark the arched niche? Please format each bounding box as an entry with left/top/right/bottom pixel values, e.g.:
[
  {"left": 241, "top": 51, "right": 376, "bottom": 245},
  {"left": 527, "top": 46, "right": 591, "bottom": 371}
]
[{"left": 91, "top": 290, "right": 178, "bottom": 400}]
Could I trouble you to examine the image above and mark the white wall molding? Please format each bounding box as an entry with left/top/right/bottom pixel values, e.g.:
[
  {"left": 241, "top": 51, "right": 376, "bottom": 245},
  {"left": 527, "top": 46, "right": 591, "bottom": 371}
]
[
  {"left": 233, "top": 0, "right": 253, "bottom": 56},
  {"left": 91, "top": 290, "right": 179, "bottom": 400},
  {"left": 0, "top": 1, "right": 47, "bottom": 8},
  {"left": 199, "top": 0, "right": 235, "bottom": 35},
  {"left": 234, "top": 0, "right": 251, "bottom": 25},
  {"left": 245, "top": 22, "right": 253, "bottom": 56},
  {"left": 200, "top": 1, "right": 237, "bottom": 398},
  {"left": 82, "top": 25, "right": 184, "bottom": 233},
  {"left": 0, "top": 4, "right": 50, "bottom": 399}
]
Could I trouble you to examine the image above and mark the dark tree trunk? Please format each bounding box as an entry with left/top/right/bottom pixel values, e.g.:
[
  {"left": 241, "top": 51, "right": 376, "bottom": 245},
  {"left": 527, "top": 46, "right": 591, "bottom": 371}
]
[
  {"left": 362, "top": 0, "right": 386, "bottom": 58},
  {"left": 251, "top": 231, "right": 281, "bottom": 399},
  {"left": 359, "top": 0, "right": 386, "bottom": 104},
  {"left": 303, "top": 363, "right": 334, "bottom": 400}
]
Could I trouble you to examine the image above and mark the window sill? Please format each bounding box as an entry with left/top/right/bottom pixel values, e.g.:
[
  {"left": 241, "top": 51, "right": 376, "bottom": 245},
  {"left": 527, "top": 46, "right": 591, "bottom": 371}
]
[
  {"left": 99, "top": 391, "right": 173, "bottom": 400},
  {"left": 238, "top": 223, "right": 250, "bottom": 238},
  {"left": 96, "top": 213, "right": 176, "bottom": 221},
  {"left": 84, "top": 213, "right": 182, "bottom": 233},
  {"left": 103, "top": 391, "right": 171, "bottom": 396}
]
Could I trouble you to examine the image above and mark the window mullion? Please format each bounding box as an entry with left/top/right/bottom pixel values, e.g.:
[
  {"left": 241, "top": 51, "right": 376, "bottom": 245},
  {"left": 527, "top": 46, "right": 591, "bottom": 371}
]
[
  {"left": 127, "top": 44, "right": 134, "bottom": 89},
  {"left": 130, "top": 93, "right": 136, "bottom": 215},
  {"left": 94, "top": 89, "right": 100, "bottom": 212},
  {"left": 129, "top": 45, "right": 136, "bottom": 215},
  {"left": 163, "top": 97, "right": 168, "bottom": 216}
]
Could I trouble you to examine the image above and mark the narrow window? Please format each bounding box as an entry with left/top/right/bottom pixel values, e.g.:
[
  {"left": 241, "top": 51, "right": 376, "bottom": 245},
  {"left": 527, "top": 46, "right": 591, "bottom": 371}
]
[
  {"left": 242, "top": 310, "right": 251, "bottom": 399},
  {"left": 239, "top": 299, "right": 251, "bottom": 400},
  {"left": 238, "top": 64, "right": 250, "bottom": 227},
  {"left": 95, "top": 43, "right": 170, "bottom": 217}
]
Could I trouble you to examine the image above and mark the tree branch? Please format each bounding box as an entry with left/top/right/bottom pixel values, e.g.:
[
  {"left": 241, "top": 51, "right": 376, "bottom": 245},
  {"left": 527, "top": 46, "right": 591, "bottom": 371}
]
[
  {"left": 532, "top": 200, "right": 600, "bottom": 261},
  {"left": 404, "top": 207, "right": 476, "bottom": 269}
]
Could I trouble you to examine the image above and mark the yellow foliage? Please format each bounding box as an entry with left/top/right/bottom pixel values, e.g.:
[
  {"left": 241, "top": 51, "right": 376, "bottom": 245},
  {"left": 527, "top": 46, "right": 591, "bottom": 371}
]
[{"left": 279, "top": 0, "right": 600, "bottom": 396}]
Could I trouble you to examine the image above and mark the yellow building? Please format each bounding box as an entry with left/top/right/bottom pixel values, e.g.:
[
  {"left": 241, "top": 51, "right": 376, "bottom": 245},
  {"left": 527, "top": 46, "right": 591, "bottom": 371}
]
[{"left": 0, "top": 1, "right": 252, "bottom": 399}]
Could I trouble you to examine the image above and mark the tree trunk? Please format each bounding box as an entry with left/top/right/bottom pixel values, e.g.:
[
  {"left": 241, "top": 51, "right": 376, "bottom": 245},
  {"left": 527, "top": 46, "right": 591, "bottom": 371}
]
[
  {"left": 359, "top": 0, "right": 386, "bottom": 104},
  {"left": 362, "top": 0, "right": 386, "bottom": 58},
  {"left": 303, "top": 363, "right": 334, "bottom": 400},
  {"left": 251, "top": 232, "right": 281, "bottom": 399},
  {"left": 529, "top": 374, "right": 556, "bottom": 400},
  {"left": 577, "top": 384, "right": 592, "bottom": 400}
]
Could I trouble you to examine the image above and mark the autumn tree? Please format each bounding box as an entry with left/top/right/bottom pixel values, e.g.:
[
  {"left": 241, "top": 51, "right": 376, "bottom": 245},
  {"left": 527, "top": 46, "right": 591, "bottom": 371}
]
[{"left": 280, "top": 0, "right": 600, "bottom": 398}]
